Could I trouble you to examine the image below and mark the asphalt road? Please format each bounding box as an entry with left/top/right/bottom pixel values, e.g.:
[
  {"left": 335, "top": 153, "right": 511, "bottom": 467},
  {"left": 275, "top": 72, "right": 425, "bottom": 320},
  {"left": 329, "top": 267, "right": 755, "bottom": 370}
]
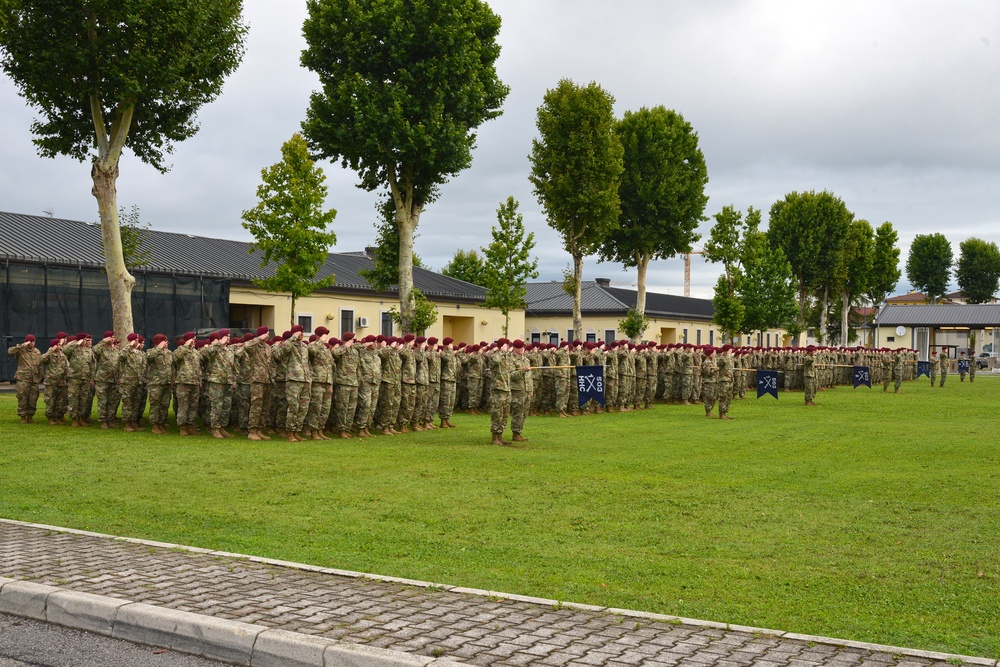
[{"left": 0, "top": 613, "right": 229, "bottom": 667}]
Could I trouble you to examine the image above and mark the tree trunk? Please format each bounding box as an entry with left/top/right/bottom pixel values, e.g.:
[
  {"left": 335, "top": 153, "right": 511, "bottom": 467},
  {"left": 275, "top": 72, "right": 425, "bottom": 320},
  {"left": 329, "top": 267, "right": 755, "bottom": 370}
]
[
  {"left": 795, "top": 280, "right": 808, "bottom": 346},
  {"left": 840, "top": 289, "right": 851, "bottom": 345},
  {"left": 818, "top": 285, "right": 829, "bottom": 344},
  {"left": 502, "top": 312, "right": 510, "bottom": 338},
  {"left": 572, "top": 253, "right": 584, "bottom": 341},
  {"left": 395, "top": 208, "right": 420, "bottom": 334},
  {"left": 290, "top": 295, "right": 297, "bottom": 328},
  {"left": 631, "top": 252, "right": 651, "bottom": 343},
  {"left": 92, "top": 160, "right": 135, "bottom": 338}
]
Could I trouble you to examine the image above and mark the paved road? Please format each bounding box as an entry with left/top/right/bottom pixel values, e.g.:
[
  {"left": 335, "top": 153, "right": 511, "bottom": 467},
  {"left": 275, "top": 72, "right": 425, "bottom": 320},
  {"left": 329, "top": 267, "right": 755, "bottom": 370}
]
[
  {"left": 0, "top": 520, "right": 990, "bottom": 667},
  {"left": 0, "top": 612, "right": 228, "bottom": 667}
]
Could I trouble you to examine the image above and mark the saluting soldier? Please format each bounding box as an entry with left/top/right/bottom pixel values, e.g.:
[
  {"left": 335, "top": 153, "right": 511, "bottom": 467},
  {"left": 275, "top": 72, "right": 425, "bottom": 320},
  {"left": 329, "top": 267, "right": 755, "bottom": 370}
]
[
  {"left": 277, "top": 325, "right": 311, "bottom": 442},
  {"left": 173, "top": 332, "right": 202, "bottom": 436},
  {"left": 63, "top": 333, "right": 95, "bottom": 427},
  {"left": 355, "top": 334, "right": 381, "bottom": 438},
  {"left": 40, "top": 338, "right": 69, "bottom": 424},
  {"left": 331, "top": 331, "right": 360, "bottom": 438},
  {"left": 489, "top": 338, "right": 513, "bottom": 445},
  {"left": 509, "top": 339, "right": 531, "bottom": 442},
  {"left": 8, "top": 333, "right": 43, "bottom": 423},
  {"left": 146, "top": 334, "right": 174, "bottom": 433},
  {"left": 92, "top": 331, "right": 121, "bottom": 428},
  {"left": 117, "top": 333, "right": 147, "bottom": 431},
  {"left": 202, "top": 330, "right": 236, "bottom": 438},
  {"left": 376, "top": 336, "right": 402, "bottom": 434},
  {"left": 716, "top": 345, "right": 735, "bottom": 419},
  {"left": 438, "top": 337, "right": 458, "bottom": 428}
]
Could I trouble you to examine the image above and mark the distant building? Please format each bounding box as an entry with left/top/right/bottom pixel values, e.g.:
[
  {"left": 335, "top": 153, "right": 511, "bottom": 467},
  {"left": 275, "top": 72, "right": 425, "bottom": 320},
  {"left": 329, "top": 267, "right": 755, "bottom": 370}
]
[
  {"left": 523, "top": 278, "right": 789, "bottom": 347},
  {"left": 873, "top": 303, "right": 1000, "bottom": 360}
]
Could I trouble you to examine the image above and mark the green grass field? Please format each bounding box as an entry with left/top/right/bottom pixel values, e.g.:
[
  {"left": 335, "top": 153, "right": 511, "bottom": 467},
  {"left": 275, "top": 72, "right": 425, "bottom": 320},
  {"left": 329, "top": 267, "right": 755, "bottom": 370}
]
[{"left": 1, "top": 376, "right": 998, "bottom": 657}]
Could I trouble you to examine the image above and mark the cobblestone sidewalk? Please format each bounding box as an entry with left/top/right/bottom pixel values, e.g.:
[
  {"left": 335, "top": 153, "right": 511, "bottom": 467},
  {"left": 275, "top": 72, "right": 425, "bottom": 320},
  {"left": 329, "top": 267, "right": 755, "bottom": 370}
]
[{"left": 0, "top": 521, "right": 991, "bottom": 667}]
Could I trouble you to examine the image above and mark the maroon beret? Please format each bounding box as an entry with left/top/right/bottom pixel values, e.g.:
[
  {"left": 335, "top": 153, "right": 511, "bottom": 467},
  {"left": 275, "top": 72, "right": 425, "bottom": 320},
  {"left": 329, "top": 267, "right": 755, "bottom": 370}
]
[
  {"left": 427, "top": 337, "right": 438, "bottom": 345},
  {"left": 376, "top": 335, "right": 387, "bottom": 343},
  {"left": 256, "top": 326, "right": 269, "bottom": 337},
  {"left": 56, "top": 331, "right": 67, "bottom": 339},
  {"left": 442, "top": 337, "right": 454, "bottom": 345},
  {"left": 49, "top": 338, "right": 60, "bottom": 347},
  {"left": 103, "top": 331, "right": 114, "bottom": 339},
  {"left": 152, "top": 334, "right": 167, "bottom": 345},
  {"left": 512, "top": 339, "right": 525, "bottom": 349},
  {"left": 342, "top": 331, "right": 355, "bottom": 341},
  {"left": 403, "top": 333, "right": 415, "bottom": 342},
  {"left": 282, "top": 330, "right": 293, "bottom": 340},
  {"left": 24, "top": 334, "right": 36, "bottom": 342},
  {"left": 290, "top": 325, "right": 304, "bottom": 334},
  {"left": 315, "top": 326, "right": 329, "bottom": 336},
  {"left": 183, "top": 331, "right": 196, "bottom": 341},
  {"left": 127, "top": 333, "right": 139, "bottom": 342}
]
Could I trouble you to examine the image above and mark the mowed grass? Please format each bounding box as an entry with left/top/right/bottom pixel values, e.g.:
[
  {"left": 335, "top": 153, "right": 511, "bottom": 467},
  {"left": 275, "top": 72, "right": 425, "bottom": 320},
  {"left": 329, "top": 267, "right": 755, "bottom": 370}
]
[{"left": 1, "top": 375, "right": 998, "bottom": 657}]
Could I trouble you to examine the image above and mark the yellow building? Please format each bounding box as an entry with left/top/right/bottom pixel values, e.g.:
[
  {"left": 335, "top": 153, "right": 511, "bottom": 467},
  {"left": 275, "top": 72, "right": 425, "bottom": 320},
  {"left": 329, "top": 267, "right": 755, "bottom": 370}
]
[{"left": 524, "top": 279, "right": 789, "bottom": 347}]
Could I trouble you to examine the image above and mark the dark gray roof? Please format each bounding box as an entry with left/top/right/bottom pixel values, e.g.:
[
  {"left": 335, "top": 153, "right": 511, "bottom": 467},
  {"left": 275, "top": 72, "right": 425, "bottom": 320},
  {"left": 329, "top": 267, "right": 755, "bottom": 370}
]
[
  {"left": 877, "top": 304, "right": 1000, "bottom": 328},
  {"left": 0, "top": 211, "right": 486, "bottom": 302},
  {"left": 525, "top": 281, "right": 714, "bottom": 321}
]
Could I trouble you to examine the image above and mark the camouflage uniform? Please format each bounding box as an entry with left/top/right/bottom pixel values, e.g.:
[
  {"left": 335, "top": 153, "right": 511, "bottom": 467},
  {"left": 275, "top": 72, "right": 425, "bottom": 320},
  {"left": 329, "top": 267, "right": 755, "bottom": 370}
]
[
  {"left": 553, "top": 347, "right": 571, "bottom": 415},
  {"left": 202, "top": 342, "right": 235, "bottom": 429},
  {"left": 413, "top": 348, "right": 430, "bottom": 426},
  {"left": 377, "top": 345, "right": 402, "bottom": 430},
  {"left": 701, "top": 353, "right": 717, "bottom": 414},
  {"left": 634, "top": 352, "right": 647, "bottom": 409},
  {"left": 938, "top": 350, "right": 948, "bottom": 387},
  {"left": 63, "top": 341, "right": 95, "bottom": 421},
  {"left": 603, "top": 346, "right": 619, "bottom": 409},
  {"left": 116, "top": 345, "right": 147, "bottom": 424},
  {"left": 8, "top": 342, "right": 42, "bottom": 419},
  {"left": 172, "top": 344, "right": 202, "bottom": 428},
  {"left": 424, "top": 349, "right": 441, "bottom": 425},
  {"left": 509, "top": 351, "right": 531, "bottom": 436},
  {"left": 489, "top": 350, "right": 513, "bottom": 437},
  {"left": 306, "top": 339, "right": 334, "bottom": 433},
  {"left": 241, "top": 336, "right": 271, "bottom": 433},
  {"left": 438, "top": 348, "right": 458, "bottom": 421},
  {"left": 40, "top": 345, "right": 69, "bottom": 421},
  {"left": 803, "top": 353, "right": 817, "bottom": 405},
  {"left": 231, "top": 344, "right": 251, "bottom": 431},
  {"left": 679, "top": 347, "right": 694, "bottom": 403},
  {"left": 270, "top": 342, "right": 288, "bottom": 430},
  {"left": 717, "top": 353, "right": 734, "bottom": 417},
  {"left": 92, "top": 339, "right": 120, "bottom": 424},
  {"left": 146, "top": 346, "right": 174, "bottom": 427},
  {"left": 396, "top": 345, "right": 416, "bottom": 430},
  {"left": 355, "top": 345, "right": 381, "bottom": 432},
  {"left": 464, "top": 352, "right": 484, "bottom": 412},
  {"left": 332, "top": 343, "right": 360, "bottom": 434},
  {"left": 279, "top": 337, "right": 312, "bottom": 433},
  {"left": 893, "top": 352, "right": 904, "bottom": 391}
]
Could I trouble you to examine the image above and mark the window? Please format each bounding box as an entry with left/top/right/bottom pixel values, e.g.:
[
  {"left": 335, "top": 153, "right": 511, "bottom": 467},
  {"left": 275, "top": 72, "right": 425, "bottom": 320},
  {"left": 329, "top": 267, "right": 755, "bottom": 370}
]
[
  {"left": 297, "top": 314, "right": 313, "bottom": 334},
  {"left": 340, "top": 309, "right": 354, "bottom": 338},
  {"left": 709, "top": 330, "right": 714, "bottom": 346},
  {"left": 548, "top": 332, "right": 559, "bottom": 345},
  {"left": 886, "top": 336, "right": 895, "bottom": 342},
  {"left": 604, "top": 329, "right": 616, "bottom": 343},
  {"left": 696, "top": 329, "right": 702, "bottom": 345},
  {"left": 380, "top": 311, "right": 394, "bottom": 337},
  {"left": 530, "top": 332, "right": 541, "bottom": 344},
  {"left": 567, "top": 329, "right": 574, "bottom": 343},
  {"left": 586, "top": 332, "right": 597, "bottom": 343},
  {"left": 683, "top": 328, "right": 688, "bottom": 344},
  {"left": 766, "top": 333, "right": 771, "bottom": 347}
]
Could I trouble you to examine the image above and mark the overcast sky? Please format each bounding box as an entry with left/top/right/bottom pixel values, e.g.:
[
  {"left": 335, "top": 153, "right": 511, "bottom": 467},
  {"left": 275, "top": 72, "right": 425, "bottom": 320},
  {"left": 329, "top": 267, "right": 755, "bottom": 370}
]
[{"left": 2, "top": 0, "right": 998, "bottom": 299}]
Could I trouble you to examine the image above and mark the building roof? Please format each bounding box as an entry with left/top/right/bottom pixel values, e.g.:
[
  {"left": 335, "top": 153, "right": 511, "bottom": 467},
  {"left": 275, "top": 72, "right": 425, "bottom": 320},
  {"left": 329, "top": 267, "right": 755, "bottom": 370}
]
[
  {"left": 0, "top": 211, "right": 486, "bottom": 302},
  {"left": 886, "top": 291, "right": 958, "bottom": 305},
  {"left": 877, "top": 304, "right": 1000, "bottom": 328},
  {"left": 525, "top": 280, "right": 714, "bottom": 321}
]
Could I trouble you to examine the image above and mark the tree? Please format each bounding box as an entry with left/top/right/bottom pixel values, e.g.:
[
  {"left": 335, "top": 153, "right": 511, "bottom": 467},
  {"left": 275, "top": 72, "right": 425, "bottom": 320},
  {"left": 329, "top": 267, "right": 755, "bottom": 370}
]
[
  {"left": 703, "top": 205, "right": 755, "bottom": 342},
  {"left": 480, "top": 197, "right": 539, "bottom": 336},
  {"left": 359, "top": 198, "right": 425, "bottom": 293},
  {"left": 599, "top": 106, "right": 707, "bottom": 316},
  {"left": 0, "top": 0, "right": 246, "bottom": 337},
  {"left": 241, "top": 134, "right": 337, "bottom": 326},
  {"left": 301, "top": 0, "right": 508, "bottom": 333},
  {"left": 441, "top": 249, "right": 488, "bottom": 287},
  {"left": 618, "top": 307, "right": 649, "bottom": 343},
  {"left": 833, "top": 219, "right": 874, "bottom": 345},
  {"left": 388, "top": 288, "right": 438, "bottom": 336},
  {"left": 768, "top": 190, "right": 852, "bottom": 343},
  {"left": 529, "top": 79, "right": 623, "bottom": 341},
  {"left": 956, "top": 238, "right": 1000, "bottom": 304},
  {"left": 740, "top": 236, "right": 799, "bottom": 342},
  {"left": 865, "top": 222, "right": 901, "bottom": 338},
  {"left": 906, "top": 233, "right": 953, "bottom": 303},
  {"left": 102, "top": 205, "right": 152, "bottom": 271}
]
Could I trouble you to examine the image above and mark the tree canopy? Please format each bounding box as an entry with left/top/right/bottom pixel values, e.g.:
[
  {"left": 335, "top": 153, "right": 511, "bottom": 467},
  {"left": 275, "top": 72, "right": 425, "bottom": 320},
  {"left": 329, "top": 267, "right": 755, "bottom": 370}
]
[
  {"left": 906, "top": 233, "right": 953, "bottom": 303},
  {"left": 0, "top": 0, "right": 247, "bottom": 336},
  {"left": 441, "top": 249, "right": 488, "bottom": 288},
  {"left": 600, "top": 106, "right": 707, "bottom": 315},
  {"left": 529, "top": 78, "right": 623, "bottom": 340},
  {"left": 241, "top": 133, "right": 337, "bottom": 325},
  {"left": 301, "top": 0, "right": 508, "bottom": 332},
  {"left": 481, "top": 197, "right": 539, "bottom": 336},
  {"left": 956, "top": 237, "right": 1000, "bottom": 304}
]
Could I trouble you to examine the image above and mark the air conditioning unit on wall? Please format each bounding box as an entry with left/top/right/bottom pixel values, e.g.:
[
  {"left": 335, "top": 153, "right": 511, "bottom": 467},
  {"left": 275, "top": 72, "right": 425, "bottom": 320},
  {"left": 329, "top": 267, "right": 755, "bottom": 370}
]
[{"left": 357, "top": 316, "right": 370, "bottom": 328}]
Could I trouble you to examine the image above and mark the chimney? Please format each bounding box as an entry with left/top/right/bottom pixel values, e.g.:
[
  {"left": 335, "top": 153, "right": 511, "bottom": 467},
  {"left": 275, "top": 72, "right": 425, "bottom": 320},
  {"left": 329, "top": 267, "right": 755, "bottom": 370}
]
[
  {"left": 364, "top": 246, "right": 378, "bottom": 258},
  {"left": 595, "top": 278, "right": 611, "bottom": 288}
]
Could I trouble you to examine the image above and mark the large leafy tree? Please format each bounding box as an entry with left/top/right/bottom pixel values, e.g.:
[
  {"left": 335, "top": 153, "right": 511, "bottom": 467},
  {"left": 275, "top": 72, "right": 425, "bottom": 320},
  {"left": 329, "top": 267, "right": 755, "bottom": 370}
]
[
  {"left": 768, "top": 190, "right": 852, "bottom": 343},
  {"left": 481, "top": 197, "right": 539, "bottom": 336},
  {"left": 740, "top": 230, "right": 799, "bottom": 343},
  {"left": 301, "top": 0, "right": 509, "bottom": 333},
  {"left": 0, "top": 0, "right": 246, "bottom": 337},
  {"left": 906, "top": 233, "right": 953, "bottom": 303},
  {"left": 956, "top": 237, "right": 1000, "bottom": 304},
  {"left": 529, "top": 79, "right": 623, "bottom": 340},
  {"left": 441, "top": 249, "right": 488, "bottom": 287},
  {"left": 241, "top": 133, "right": 337, "bottom": 326},
  {"left": 833, "top": 219, "right": 874, "bottom": 345},
  {"left": 703, "top": 205, "right": 754, "bottom": 342},
  {"left": 599, "top": 106, "right": 707, "bottom": 316},
  {"left": 865, "top": 221, "right": 901, "bottom": 335}
]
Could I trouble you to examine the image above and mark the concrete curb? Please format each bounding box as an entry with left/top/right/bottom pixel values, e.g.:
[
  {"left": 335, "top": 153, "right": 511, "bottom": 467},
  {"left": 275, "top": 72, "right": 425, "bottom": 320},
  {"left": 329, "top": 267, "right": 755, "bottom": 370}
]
[
  {"left": 1, "top": 519, "right": 996, "bottom": 667},
  {"left": 0, "top": 576, "right": 467, "bottom": 667}
]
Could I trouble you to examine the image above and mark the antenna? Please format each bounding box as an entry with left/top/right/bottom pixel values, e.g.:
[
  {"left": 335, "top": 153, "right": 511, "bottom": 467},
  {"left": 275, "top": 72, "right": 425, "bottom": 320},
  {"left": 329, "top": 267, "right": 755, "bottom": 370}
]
[{"left": 42, "top": 208, "right": 54, "bottom": 218}]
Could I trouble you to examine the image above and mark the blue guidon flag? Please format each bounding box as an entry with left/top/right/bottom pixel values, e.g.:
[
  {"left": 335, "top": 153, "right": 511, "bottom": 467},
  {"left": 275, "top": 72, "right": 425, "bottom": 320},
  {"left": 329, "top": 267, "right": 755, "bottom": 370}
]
[
  {"left": 757, "top": 370, "right": 779, "bottom": 399},
  {"left": 958, "top": 359, "right": 970, "bottom": 374},
  {"left": 576, "top": 365, "right": 605, "bottom": 407},
  {"left": 917, "top": 361, "right": 930, "bottom": 378},
  {"left": 853, "top": 365, "right": 872, "bottom": 388}
]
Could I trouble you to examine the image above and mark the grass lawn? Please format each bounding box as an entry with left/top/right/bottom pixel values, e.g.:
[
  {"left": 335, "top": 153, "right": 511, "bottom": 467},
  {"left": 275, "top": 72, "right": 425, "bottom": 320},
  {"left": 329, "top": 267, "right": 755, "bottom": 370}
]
[{"left": 1, "top": 376, "right": 998, "bottom": 657}]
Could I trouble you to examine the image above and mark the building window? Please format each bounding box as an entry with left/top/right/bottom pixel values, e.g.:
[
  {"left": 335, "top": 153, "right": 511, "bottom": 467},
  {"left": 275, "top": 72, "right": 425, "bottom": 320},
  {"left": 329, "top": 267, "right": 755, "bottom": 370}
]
[
  {"left": 604, "top": 329, "right": 616, "bottom": 343},
  {"left": 380, "top": 311, "right": 393, "bottom": 337},
  {"left": 340, "top": 309, "right": 354, "bottom": 337},
  {"left": 297, "top": 314, "right": 313, "bottom": 334},
  {"left": 586, "top": 331, "right": 597, "bottom": 343},
  {"left": 530, "top": 332, "right": 541, "bottom": 344},
  {"left": 567, "top": 329, "right": 574, "bottom": 343},
  {"left": 696, "top": 329, "right": 702, "bottom": 345},
  {"left": 709, "top": 330, "right": 714, "bottom": 346},
  {"left": 886, "top": 336, "right": 895, "bottom": 342},
  {"left": 548, "top": 332, "right": 559, "bottom": 345},
  {"left": 683, "top": 328, "right": 688, "bottom": 344},
  {"left": 766, "top": 333, "right": 771, "bottom": 347}
]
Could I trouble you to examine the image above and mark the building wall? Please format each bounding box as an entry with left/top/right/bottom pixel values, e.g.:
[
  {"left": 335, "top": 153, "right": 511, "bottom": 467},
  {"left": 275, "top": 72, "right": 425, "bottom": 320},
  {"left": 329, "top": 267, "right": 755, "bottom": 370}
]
[
  {"left": 228, "top": 285, "right": 516, "bottom": 344},
  {"left": 524, "top": 314, "right": 788, "bottom": 347}
]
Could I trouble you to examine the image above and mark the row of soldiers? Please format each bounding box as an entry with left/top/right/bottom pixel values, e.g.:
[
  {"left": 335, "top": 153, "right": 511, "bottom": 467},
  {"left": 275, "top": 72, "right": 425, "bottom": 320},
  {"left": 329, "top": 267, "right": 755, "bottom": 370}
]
[{"left": 8, "top": 331, "right": 941, "bottom": 438}]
